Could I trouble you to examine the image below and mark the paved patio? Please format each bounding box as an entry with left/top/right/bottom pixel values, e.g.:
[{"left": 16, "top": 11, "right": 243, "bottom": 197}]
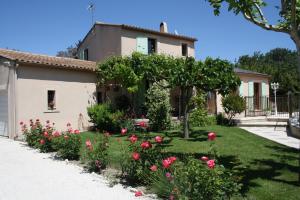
[
  {"left": 241, "top": 127, "right": 300, "bottom": 149},
  {"left": 0, "top": 137, "right": 155, "bottom": 200}
]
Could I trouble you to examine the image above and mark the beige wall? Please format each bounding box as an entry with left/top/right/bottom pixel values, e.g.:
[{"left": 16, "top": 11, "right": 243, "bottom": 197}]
[
  {"left": 238, "top": 73, "right": 270, "bottom": 97},
  {"left": 16, "top": 65, "right": 97, "bottom": 136},
  {"left": 78, "top": 25, "right": 196, "bottom": 63},
  {"left": 121, "top": 29, "right": 195, "bottom": 57},
  {"left": 79, "top": 25, "right": 122, "bottom": 62}
]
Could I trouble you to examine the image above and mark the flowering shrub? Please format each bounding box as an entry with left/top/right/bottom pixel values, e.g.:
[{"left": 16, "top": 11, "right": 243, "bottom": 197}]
[
  {"left": 151, "top": 158, "right": 241, "bottom": 200},
  {"left": 51, "top": 127, "right": 81, "bottom": 160},
  {"left": 84, "top": 133, "right": 110, "bottom": 173},
  {"left": 21, "top": 119, "right": 55, "bottom": 152},
  {"left": 120, "top": 132, "right": 165, "bottom": 184}
]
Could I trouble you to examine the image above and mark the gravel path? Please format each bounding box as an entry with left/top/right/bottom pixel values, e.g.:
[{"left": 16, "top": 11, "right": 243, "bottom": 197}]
[{"left": 0, "top": 137, "right": 155, "bottom": 200}]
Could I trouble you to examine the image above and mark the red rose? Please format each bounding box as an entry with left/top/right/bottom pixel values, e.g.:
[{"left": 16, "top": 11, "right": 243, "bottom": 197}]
[
  {"left": 208, "top": 132, "right": 216, "bottom": 141},
  {"left": 150, "top": 165, "right": 158, "bottom": 172},
  {"left": 154, "top": 136, "right": 163, "bottom": 143},
  {"left": 162, "top": 159, "right": 172, "bottom": 169},
  {"left": 169, "top": 156, "right": 176, "bottom": 163},
  {"left": 139, "top": 121, "right": 146, "bottom": 127},
  {"left": 129, "top": 135, "right": 138, "bottom": 143},
  {"left": 43, "top": 132, "right": 49, "bottom": 137},
  {"left": 207, "top": 159, "right": 215, "bottom": 169},
  {"left": 200, "top": 156, "right": 209, "bottom": 161},
  {"left": 140, "top": 141, "right": 152, "bottom": 149},
  {"left": 40, "top": 139, "right": 45, "bottom": 145},
  {"left": 132, "top": 152, "right": 140, "bottom": 161},
  {"left": 121, "top": 128, "right": 127, "bottom": 135},
  {"left": 74, "top": 129, "right": 80, "bottom": 134},
  {"left": 135, "top": 191, "right": 142, "bottom": 197}
]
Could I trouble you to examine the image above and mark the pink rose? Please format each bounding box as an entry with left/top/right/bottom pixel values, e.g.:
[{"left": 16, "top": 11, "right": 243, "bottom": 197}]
[
  {"left": 52, "top": 131, "right": 60, "bottom": 137},
  {"left": 207, "top": 159, "right": 215, "bottom": 169},
  {"left": 162, "top": 157, "right": 177, "bottom": 168},
  {"left": 200, "top": 156, "right": 209, "bottom": 161},
  {"left": 140, "top": 141, "right": 152, "bottom": 149},
  {"left": 208, "top": 132, "right": 216, "bottom": 141},
  {"left": 129, "top": 135, "right": 138, "bottom": 143},
  {"left": 74, "top": 129, "right": 80, "bottom": 134},
  {"left": 85, "top": 139, "right": 93, "bottom": 150},
  {"left": 40, "top": 139, "right": 45, "bottom": 145},
  {"left": 150, "top": 165, "right": 158, "bottom": 172},
  {"left": 132, "top": 152, "right": 140, "bottom": 161},
  {"left": 155, "top": 136, "right": 163, "bottom": 143},
  {"left": 139, "top": 121, "right": 146, "bottom": 127},
  {"left": 165, "top": 172, "right": 172, "bottom": 180},
  {"left": 121, "top": 128, "right": 127, "bottom": 135},
  {"left": 135, "top": 191, "right": 142, "bottom": 197}
]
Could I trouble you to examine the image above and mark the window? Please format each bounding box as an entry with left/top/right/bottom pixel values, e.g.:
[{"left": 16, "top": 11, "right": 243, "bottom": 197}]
[
  {"left": 97, "top": 92, "right": 102, "bottom": 104},
  {"left": 182, "top": 43, "right": 188, "bottom": 56},
  {"left": 48, "top": 90, "right": 56, "bottom": 110},
  {"left": 148, "top": 38, "right": 156, "bottom": 54},
  {"left": 84, "top": 48, "right": 89, "bottom": 60}
]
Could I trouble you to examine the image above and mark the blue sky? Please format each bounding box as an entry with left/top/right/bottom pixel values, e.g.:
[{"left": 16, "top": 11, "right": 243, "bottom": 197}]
[{"left": 0, "top": 0, "right": 295, "bottom": 62}]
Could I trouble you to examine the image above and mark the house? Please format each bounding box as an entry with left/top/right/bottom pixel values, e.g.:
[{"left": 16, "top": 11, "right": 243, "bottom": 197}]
[
  {"left": 0, "top": 22, "right": 270, "bottom": 139},
  {"left": 77, "top": 22, "right": 198, "bottom": 115},
  {"left": 0, "top": 22, "right": 197, "bottom": 139},
  {"left": 207, "top": 68, "right": 271, "bottom": 117}
]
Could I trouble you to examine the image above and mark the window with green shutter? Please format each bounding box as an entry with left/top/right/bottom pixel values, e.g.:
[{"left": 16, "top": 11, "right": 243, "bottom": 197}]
[
  {"left": 136, "top": 37, "right": 148, "bottom": 54},
  {"left": 239, "top": 81, "right": 244, "bottom": 96},
  {"left": 248, "top": 81, "right": 254, "bottom": 97}
]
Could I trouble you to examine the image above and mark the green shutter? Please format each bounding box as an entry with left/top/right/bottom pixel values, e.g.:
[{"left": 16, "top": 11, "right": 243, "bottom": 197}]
[
  {"left": 136, "top": 37, "right": 148, "bottom": 54},
  {"left": 261, "top": 82, "right": 267, "bottom": 96},
  {"left": 239, "top": 81, "right": 244, "bottom": 96},
  {"left": 248, "top": 81, "right": 254, "bottom": 97}
]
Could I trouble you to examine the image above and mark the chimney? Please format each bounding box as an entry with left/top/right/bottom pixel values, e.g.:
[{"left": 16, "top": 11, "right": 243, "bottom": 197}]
[{"left": 160, "top": 22, "right": 168, "bottom": 33}]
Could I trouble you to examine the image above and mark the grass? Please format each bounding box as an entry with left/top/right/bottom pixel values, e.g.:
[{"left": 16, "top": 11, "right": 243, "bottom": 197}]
[{"left": 80, "top": 125, "right": 300, "bottom": 200}]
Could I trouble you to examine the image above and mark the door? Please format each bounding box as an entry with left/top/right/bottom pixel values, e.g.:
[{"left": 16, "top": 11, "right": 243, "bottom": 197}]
[
  {"left": 254, "top": 82, "right": 260, "bottom": 110},
  {"left": 0, "top": 90, "right": 8, "bottom": 136}
]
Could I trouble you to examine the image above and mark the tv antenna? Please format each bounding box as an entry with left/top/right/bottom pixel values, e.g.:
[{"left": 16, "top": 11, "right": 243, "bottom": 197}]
[{"left": 87, "top": 2, "right": 95, "bottom": 25}]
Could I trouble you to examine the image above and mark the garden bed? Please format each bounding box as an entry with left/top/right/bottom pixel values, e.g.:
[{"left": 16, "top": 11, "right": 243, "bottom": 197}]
[{"left": 81, "top": 125, "right": 300, "bottom": 200}]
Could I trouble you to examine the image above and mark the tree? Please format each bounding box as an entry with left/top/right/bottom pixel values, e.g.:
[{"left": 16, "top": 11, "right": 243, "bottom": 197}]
[
  {"left": 236, "top": 48, "right": 300, "bottom": 95},
  {"left": 207, "top": 0, "right": 300, "bottom": 182},
  {"left": 56, "top": 40, "right": 81, "bottom": 58},
  {"left": 97, "top": 53, "right": 240, "bottom": 138},
  {"left": 222, "top": 93, "right": 246, "bottom": 125}
]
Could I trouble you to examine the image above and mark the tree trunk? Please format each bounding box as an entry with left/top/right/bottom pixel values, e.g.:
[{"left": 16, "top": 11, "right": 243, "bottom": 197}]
[{"left": 182, "top": 87, "right": 193, "bottom": 139}]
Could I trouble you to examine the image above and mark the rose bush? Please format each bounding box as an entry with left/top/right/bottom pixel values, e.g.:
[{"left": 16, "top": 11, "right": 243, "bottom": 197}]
[{"left": 84, "top": 133, "right": 110, "bottom": 173}]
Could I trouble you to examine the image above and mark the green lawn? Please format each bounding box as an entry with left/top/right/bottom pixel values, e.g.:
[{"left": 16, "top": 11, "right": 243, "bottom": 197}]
[{"left": 80, "top": 125, "right": 300, "bottom": 200}]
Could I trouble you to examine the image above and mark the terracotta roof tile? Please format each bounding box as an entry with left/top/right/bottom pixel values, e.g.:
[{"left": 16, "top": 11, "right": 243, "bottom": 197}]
[{"left": 0, "top": 48, "right": 96, "bottom": 71}]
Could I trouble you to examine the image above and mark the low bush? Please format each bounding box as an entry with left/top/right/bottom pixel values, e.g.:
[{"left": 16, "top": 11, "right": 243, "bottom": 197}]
[
  {"left": 52, "top": 128, "right": 81, "bottom": 160},
  {"left": 216, "top": 113, "right": 230, "bottom": 126},
  {"left": 222, "top": 94, "right": 246, "bottom": 125},
  {"left": 87, "top": 103, "right": 123, "bottom": 132},
  {"left": 151, "top": 158, "right": 242, "bottom": 200},
  {"left": 84, "top": 133, "right": 110, "bottom": 173},
  {"left": 21, "top": 119, "right": 55, "bottom": 152}
]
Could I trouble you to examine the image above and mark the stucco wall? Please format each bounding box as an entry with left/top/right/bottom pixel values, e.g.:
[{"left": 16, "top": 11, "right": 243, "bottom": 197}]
[
  {"left": 238, "top": 74, "right": 270, "bottom": 96},
  {"left": 16, "top": 65, "right": 97, "bottom": 135},
  {"left": 121, "top": 29, "right": 195, "bottom": 57},
  {"left": 79, "top": 25, "right": 122, "bottom": 62}
]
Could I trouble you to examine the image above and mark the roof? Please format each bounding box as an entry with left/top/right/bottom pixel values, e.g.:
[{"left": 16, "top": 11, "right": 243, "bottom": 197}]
[
  {"left": 234, "top": 68, "right": 270, "bottom": 77},
  {"left": 0, "top": 48, "right": 96, "bottom": 71}
]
